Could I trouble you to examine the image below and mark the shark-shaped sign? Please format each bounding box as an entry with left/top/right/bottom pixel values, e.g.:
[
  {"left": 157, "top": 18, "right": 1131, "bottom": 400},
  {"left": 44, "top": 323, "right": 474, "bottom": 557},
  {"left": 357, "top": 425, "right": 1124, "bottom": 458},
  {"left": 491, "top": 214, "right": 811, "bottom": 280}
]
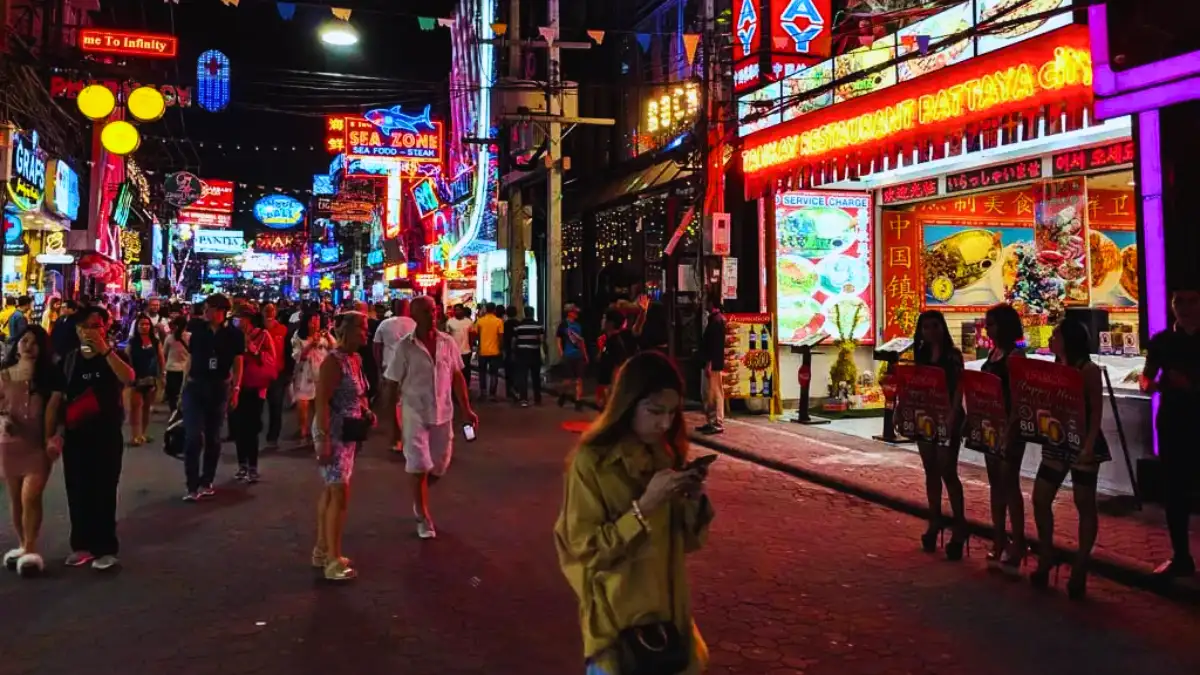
[{"left": 363, "top": 104, "right": 436, "bottom": 135}]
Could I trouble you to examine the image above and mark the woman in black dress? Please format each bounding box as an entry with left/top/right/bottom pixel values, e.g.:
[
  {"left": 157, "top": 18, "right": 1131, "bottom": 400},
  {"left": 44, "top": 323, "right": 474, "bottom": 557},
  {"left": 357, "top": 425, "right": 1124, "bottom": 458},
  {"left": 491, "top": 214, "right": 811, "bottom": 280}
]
[
  {"left": 125, "top": 314, "right": 165, "bottom": 447},
  {"left": 980, "top": 303, "right": 1028, "bottom": 575},
  {"left": 911, "top": 310, "right": 968, "bottom": 559},
  {"left": 1030, "top": 320, "right": 1110, "bottom": 598}
]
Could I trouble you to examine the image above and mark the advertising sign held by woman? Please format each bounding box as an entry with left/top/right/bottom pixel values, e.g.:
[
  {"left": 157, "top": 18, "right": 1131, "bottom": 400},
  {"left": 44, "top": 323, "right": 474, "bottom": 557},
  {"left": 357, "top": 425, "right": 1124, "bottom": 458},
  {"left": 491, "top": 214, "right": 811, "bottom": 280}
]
[
  {"left": 894, "top": 363, "right": 952, "bottom": 446},
  {"left": 1007, "top": 356, "right": 1086, "bottom": 460},
  {"left": 960, "top": 369, "right": 1007, "bottom": 455}
]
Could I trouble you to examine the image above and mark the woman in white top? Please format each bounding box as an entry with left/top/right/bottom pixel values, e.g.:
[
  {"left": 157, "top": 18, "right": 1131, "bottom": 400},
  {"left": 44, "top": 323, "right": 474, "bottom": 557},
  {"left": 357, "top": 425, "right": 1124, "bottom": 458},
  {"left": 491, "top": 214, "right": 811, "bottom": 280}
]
[
  {"left": 163, "top": 317, "right": 189, "bottom": 413},
  {"left": 292, "top": 311, "right": 335, "bottom": 445}
]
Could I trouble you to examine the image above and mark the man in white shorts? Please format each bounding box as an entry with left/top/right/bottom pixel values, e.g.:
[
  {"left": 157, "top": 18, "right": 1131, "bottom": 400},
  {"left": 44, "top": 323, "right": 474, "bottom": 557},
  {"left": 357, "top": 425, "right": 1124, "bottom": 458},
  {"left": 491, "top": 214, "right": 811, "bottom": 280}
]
[{"left": 383, "top": 296, "right": 478, "bottom": 539}]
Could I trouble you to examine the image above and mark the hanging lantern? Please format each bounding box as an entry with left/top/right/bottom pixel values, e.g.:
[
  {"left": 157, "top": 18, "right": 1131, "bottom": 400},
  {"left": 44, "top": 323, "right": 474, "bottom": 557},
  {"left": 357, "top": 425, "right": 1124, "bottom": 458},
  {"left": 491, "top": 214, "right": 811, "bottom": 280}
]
[
  {"left": 127, "top": 86, "right": 166, "bottom": 122},
  {"left": 196, "top": 49, "right": 232, "bottom": 112},
  {"left": 77, "top": 84, "right": 116, "bottom": 120},
  {"left": 100, "top": 120, "right": 141, "bottom": 156}
]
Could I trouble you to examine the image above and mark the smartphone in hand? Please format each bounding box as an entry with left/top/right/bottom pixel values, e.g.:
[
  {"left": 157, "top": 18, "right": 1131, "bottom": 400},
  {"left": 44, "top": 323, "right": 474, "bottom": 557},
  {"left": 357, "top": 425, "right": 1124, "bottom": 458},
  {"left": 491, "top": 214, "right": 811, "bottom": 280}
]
[
  {"left": 462, "top": 424, "right": 477, "bottom": 442},
  {"left": 685, "top": 454, "right": 719, "bottom": 473}
]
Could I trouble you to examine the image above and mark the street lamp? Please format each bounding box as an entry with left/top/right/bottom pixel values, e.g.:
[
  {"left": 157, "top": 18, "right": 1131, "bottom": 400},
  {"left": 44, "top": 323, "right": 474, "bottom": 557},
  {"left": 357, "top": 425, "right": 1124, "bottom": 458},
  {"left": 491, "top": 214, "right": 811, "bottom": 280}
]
[{"left": 319, "top": 21, "right": 359, "bottom": 47}]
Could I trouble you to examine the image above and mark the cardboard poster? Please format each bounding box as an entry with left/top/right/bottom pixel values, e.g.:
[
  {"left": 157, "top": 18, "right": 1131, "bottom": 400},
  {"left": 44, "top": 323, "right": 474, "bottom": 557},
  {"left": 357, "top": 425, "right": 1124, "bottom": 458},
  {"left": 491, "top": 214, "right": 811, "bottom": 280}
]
[
  {"left": 723, "top": 313, "right": 776, "bottom": 399},
  {"left": 1007, "top": 357, "right": 1086, "bottom": 461},
  {"left": 894, "top": 364, "right": 952, "bottom": 446},
  {"left": 961, "top": 369, "right": 1007, "bottom": 455}
]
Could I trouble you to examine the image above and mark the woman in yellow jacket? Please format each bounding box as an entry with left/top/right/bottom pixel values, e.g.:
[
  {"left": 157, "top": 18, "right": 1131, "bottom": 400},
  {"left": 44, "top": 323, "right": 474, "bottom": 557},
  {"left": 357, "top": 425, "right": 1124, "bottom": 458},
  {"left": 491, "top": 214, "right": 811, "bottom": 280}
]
[{"left": 555, "top": 350, "right": 715, "bottom": 675}]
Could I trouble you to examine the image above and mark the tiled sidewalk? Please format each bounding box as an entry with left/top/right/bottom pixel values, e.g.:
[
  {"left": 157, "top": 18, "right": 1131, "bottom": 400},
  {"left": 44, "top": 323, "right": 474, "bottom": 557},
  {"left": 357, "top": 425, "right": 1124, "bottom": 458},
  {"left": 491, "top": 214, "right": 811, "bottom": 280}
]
[{"left": 690, "top": 411, "right": 1199, "bottom": 601}]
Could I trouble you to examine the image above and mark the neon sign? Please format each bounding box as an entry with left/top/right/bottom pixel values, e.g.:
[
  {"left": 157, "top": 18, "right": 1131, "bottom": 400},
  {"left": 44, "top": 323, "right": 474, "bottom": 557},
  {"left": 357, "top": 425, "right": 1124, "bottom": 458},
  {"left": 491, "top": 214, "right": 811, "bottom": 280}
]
[
  {"left": 7, "top": 131, "right": 45, "bottom": 212},
  {"left": 645, "top": 83, "right": 701, "bottom": 134},
  {"left": 776, "top": 0, "right": 829, "bottom": 56},
  {"left": 411, "top": 178, "right": 441, "bottom": 219},
  {"left": 325, "top": 114, "right": 444, "bottom": 163},
  {"left": 45, "top": 160, "right": 80, "bottom": 220},
  {"left": 254, "top": 232, "right": 296, "bottom": 253},
  {"left": 197, "top": 49, "right": 231, "bottom": 112},
  {"left": 735, "top": 0, "right": 758, "bottom": 61},
  {"left": 743, "top": 41, "right": 1093, "bottom": 176},
  {"left": 253, "top": 194, "right": 306, "bottom": 228},
  {"left": 49, "top": 76, "right": 192, "bottom": 108},
  {"left": 79, "top": 29, "right": 178, "bottom": 58},
  {"left": 110, "top": 182, "right": 134, "bottom": 228}
]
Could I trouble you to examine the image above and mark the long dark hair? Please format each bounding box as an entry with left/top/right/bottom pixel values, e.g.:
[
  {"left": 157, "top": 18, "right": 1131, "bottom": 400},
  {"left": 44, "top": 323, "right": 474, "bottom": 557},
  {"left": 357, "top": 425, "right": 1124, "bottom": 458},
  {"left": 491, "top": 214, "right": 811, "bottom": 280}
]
[
  {"left": 170, "top": 316, "right": 187, "bottom": 341},
  {"left": 3, "top": 325, "right": 56, "bottom": 398},
  {"left": 985, "top": 303, "right": 1024, "bottom": 350},
  {"left": 577, "top": 350, "right": 688, "bottom": 461},
  {"left": 132, "top": 313, "right": 160, "bottom": 349},
  {"left": 912, "top": 310, "right": 958, "bottom": 365},
  {"left": 1054, "top": 320, "right": 1092, "bottom": 367},
  {"left": 297, "top": 310, "right": 327, "bottom": 339}
]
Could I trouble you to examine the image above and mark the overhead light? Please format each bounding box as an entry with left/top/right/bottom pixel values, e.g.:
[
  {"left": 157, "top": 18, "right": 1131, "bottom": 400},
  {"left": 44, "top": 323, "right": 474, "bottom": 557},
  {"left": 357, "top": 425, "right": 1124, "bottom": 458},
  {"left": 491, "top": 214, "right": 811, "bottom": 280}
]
[
  {"left": 1127, "top": 179, "right": 1136, "bottom": 186},
  {"left": 319, "top": 21, "right": 359, "bottom": 46}
]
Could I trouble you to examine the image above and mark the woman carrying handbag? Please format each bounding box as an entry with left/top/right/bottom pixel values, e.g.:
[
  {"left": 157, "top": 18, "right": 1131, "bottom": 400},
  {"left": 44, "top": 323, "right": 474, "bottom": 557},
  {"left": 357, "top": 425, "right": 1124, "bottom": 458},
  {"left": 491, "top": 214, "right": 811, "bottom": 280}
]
[{"left": 555, "top": 351, "right": 714, "bottom": 675}]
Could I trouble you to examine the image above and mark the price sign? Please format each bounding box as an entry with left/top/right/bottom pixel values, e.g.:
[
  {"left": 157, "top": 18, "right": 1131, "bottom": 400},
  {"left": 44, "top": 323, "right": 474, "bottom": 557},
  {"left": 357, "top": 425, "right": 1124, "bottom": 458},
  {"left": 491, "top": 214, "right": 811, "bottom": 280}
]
[
  {"left": 1008, "top": 357, "right": 1086, "bottom": 461},
  {"left": 961, "top": 369, "right": 1007, "bottom": 455},
  {"left": 893, "top": 364, "right": 952, "bottom": 446}
]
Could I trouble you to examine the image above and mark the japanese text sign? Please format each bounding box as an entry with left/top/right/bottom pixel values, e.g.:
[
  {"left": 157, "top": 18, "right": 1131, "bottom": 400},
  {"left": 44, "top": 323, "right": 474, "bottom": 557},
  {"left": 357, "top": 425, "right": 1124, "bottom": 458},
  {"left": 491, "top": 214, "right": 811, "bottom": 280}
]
[
  {"left": 945, "top": 159, "right": 1042, "bottom": 194},
  {"left": 79, "top": 29, "right": 178, "bottom": 58}
]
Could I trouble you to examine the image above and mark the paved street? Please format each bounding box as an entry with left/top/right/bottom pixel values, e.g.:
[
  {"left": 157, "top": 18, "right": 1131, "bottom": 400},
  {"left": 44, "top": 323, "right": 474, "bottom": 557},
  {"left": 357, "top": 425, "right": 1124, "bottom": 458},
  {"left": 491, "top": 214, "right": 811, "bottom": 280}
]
[{"left": 1, "top": 402, "right": 1198, "bottom": 675}]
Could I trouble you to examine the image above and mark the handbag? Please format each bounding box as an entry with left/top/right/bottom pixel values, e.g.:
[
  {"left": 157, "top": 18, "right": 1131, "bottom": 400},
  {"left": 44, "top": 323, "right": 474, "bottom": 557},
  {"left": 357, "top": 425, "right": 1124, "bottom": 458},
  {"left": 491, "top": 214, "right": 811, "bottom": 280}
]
[
  {"left": 340, "top": 416, "right": 371, "bottom": 443},
  {"left": 614, "top": 505, "right": 689, "bottom": 675},
  {"left": 63, "top": 351, "right": 102, "bottom": 430}
]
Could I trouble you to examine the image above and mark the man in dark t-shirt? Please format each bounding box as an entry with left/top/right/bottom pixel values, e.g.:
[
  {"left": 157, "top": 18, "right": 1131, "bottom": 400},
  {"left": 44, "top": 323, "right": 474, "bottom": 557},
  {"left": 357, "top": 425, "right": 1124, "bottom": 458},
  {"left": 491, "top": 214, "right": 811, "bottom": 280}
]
[{"left": 181, "top": 294, "right": 246, "bottom": 501}]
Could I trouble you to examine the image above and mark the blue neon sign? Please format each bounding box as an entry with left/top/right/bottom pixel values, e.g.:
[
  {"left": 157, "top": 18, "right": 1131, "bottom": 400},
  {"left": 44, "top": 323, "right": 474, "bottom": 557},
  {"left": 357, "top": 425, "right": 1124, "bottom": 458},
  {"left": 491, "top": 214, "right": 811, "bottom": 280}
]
[
  {"left": 253, "top": 194, "right": 305, "bottom": 229},
  {"left": 197, "top": 49, "right": 231, "bottom": 112}
]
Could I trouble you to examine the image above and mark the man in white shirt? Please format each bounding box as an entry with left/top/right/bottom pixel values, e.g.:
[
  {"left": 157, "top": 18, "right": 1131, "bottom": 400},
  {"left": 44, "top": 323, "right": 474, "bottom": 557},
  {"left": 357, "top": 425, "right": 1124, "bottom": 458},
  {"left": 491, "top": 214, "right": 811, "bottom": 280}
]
[
  {"left": 383, "top": 295, "right": 477, "bottom": 539},
  {"left": 373, "top": 298, "right": 416, "bottom": 450},
  {"left": 444, "top": 304, "right": 475, "bottom": 390},
  {"left": 128, "top": 297, "right": 169, "bottom": 340}
]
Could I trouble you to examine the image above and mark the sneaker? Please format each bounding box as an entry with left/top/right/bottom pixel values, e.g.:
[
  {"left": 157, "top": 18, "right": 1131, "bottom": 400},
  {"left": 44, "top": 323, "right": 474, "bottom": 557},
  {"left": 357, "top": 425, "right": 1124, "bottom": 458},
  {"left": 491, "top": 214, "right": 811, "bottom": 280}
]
[
  {"left": 247, "top": 469, "right": 260, "bottom": 484},
  {"left": 695, "top": 424, "right": 716, "bottom": 434},
  {"left": 1153, "top": 558, "right": 1197, "bottom": 578},
  {"left": 65, "top": 551, "right": 94, "bottom": 567},
  {"left": 520, "top": 400, "right": 530, "bottom": 408},
  {"left": 705, "top": 424, "right": 725, "bottom": 435},
  {"left": 413, "top": 505, "right": 437, "bottom": 540},
  {"left": 182, "top": 491, "right": 200, "bottom": 502},
  {"left": 199, "top": 485, "right": 216, "bottom": 498},
  {"left": 91, "top": 555, "right": 119, "bottom": 571},
  {"left": 234, "top": 467, "right": 249, "bottom": 482}
]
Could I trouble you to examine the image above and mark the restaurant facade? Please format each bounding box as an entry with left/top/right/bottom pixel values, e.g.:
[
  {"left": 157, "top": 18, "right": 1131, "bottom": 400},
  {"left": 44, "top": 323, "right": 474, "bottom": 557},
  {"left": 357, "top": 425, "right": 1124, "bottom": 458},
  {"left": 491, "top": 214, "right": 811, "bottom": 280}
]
[{"left": 735, "top": 2, "right": 1149, "bottom": 494}]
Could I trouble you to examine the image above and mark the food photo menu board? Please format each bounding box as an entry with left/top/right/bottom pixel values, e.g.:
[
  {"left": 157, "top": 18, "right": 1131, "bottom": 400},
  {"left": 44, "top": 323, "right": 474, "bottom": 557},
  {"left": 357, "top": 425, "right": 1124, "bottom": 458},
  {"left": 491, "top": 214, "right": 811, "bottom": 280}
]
[{"left": 775, "top": 191, "right": 874, "bottom": 346}]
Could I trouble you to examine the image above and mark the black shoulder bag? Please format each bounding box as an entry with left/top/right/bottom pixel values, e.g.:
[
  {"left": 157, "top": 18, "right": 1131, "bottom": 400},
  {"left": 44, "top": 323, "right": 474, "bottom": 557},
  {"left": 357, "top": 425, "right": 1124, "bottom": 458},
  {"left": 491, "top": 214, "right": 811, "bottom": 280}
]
[{"left": 615, "top": 505, "right": 690, "bottom": 675}]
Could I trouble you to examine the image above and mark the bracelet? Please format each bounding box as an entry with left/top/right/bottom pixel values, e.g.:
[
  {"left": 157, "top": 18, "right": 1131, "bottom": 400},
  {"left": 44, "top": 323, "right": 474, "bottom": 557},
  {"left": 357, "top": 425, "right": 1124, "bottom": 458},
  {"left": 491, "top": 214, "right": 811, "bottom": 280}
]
[
  {"left": 630, "top": 499, "right": 650, "bottom": 532},
  {"left": 99, "top": 349, "right": 112, "bottom": 358}
]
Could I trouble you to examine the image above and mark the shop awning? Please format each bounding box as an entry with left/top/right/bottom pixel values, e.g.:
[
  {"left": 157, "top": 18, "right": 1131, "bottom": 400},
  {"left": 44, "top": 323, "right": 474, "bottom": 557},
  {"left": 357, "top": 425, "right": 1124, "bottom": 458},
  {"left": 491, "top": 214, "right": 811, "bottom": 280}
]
[{"left": 582, "top": 158, "right": 694, "bottom": 212}]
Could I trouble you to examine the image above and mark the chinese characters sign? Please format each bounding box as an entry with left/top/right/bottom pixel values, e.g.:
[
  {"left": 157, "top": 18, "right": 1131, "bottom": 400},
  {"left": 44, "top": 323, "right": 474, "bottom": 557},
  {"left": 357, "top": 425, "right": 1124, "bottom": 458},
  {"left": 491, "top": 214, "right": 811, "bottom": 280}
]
[
  {"left": 79, "top": 29, "right": 178, "bottom": 58},
  {"left": 880, "top": 178, "right": 939, "bottom": 205},
  {"left": 775, "top": 191, "right": 874, "bottom": 345},
  {"left": 325, "top": 114, "right": 444, "bottom": 163},
  {"left": 1051, "top": 139, "right": 1136, "bottom": 176},
  {"left": 945, "top": 159, "right": 1042, "bottom": 194}
]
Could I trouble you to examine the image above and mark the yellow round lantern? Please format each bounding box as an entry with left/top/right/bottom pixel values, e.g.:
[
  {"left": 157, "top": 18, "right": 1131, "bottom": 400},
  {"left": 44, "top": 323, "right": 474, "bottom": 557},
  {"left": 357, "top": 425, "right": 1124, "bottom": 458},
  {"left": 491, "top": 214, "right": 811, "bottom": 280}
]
[
  {"left": 100, "top": 120, "right": 141, "bottom": 156},
  {"left": 127, "top": 86, "right": 166, "bottom": 122},
  {"left": 77, "top": 84, "right": 116, "bottom": 120}
]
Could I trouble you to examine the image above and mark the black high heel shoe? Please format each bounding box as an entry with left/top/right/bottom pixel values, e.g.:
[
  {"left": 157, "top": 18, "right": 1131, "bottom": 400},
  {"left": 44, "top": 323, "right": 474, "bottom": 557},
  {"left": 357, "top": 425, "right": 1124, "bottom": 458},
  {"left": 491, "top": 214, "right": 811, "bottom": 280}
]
[
  {"left": 921, "top": 526, "right": 940, "bottom": 553},
  {"left": 1030, "top": 565, "right": 1053, "bottom": 589},
  {"left": 945, "top": 532, "right": 969, "bottom": 561},
  {"left": 1067, "top": 571, "right": 1088, "bottom": 600}
]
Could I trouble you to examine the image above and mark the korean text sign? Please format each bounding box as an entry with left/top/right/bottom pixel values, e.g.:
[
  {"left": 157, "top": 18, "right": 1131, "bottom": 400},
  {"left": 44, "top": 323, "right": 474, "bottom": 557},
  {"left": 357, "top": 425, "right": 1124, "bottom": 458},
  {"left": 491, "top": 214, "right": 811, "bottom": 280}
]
[
  {"left": 894, "top": 364, "right": 952, "bottom": 446},
  {"left": 1007, "top": 357, "right": 1086, "bottom": 460},
  {"left": 961, "top": 370, "right": 1007, "bottom": 455}
]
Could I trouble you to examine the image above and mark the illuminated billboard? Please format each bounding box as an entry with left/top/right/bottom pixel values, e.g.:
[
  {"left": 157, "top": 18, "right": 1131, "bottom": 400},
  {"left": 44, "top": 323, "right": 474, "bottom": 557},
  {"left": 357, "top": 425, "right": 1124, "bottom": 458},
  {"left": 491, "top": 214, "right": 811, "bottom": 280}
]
[{"left": 325, "top": 108, "right": 444, "bottom": 163}]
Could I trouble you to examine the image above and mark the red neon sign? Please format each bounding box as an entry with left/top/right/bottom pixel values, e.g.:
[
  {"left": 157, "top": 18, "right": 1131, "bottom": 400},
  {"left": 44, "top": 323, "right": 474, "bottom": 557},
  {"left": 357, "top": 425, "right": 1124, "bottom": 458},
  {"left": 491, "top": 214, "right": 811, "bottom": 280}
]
[
  {"left": 769, "top": 0, "right": 832, "bottom": 78},
  {"left": 742, "top": 27, "right": 1093, "bottom": 189},
  {"left": 79, "top": 29, "right": 178, "bottom": 59},
  {"left": 254, "top": 232, "right": 297, "bottom": 253},
  {"left": 1051, "top": 139, "right": 1136, "bottom": 176},
  {"left": 324, "top": 116, "right": 444, "bottom": 164}
]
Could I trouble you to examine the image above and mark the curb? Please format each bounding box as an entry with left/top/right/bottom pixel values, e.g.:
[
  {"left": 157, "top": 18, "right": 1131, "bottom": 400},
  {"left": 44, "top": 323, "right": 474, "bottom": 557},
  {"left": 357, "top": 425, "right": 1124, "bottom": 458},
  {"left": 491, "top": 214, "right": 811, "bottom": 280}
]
[{"left": 546, "top": 382, "right": 1199, "bottom": 605}]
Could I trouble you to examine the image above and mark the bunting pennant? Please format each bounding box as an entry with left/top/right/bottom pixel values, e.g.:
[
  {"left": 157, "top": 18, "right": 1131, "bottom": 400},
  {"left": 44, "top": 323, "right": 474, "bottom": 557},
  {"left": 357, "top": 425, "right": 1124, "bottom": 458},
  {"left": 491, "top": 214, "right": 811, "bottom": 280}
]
[
  {"left": 636, "top": 33, "right": 651, "bottom": 52},
  {"left": 682, "top": 34, "right": 700, "bottom": 65},
  {"left": 437, "top": 17, "right": 454, "bottom": 28},
  {"left": 276, "top": 2, "right": 295, "bottom": 20},
  {"left": 491, "top": 22, "right": 507, "bottom": 36},
  {"left": 916, "top": 35, "right": 931, "bottom": 55},
  {"left": 899, "top": 34, "right": 917, "bottom": 48},
  {"left": 586, "top": 30, "right": 605, "bottom": 45},
  {"left": 417, "top": 16, "right": 436, "bottom": 31},
  {"left": 538, "top": 26, "right": 557, "bottom": 45},
  {"left": 331, "top": 7, "right": 351, "bottom": 20}
]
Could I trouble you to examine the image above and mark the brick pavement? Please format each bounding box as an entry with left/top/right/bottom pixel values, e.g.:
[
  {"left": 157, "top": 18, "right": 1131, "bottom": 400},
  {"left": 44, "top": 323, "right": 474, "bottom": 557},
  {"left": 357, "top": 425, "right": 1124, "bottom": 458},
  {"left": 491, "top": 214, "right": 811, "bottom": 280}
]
[{"left": 1, "top": 403, "right": 1198, "bottom": 675}]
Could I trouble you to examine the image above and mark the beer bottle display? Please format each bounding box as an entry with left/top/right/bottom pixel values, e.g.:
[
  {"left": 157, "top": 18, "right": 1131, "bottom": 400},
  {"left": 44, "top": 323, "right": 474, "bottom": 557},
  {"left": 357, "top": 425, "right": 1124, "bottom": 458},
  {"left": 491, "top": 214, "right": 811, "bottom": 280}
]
[
  {"left": 761, "top": 371, "right": 773, "bottom": 397},
  {"left": 748, "top": 326, "right": 757, "bottom": 351},
  {"left": 748, "top": 371, "right": 758, "bottom": 397}
]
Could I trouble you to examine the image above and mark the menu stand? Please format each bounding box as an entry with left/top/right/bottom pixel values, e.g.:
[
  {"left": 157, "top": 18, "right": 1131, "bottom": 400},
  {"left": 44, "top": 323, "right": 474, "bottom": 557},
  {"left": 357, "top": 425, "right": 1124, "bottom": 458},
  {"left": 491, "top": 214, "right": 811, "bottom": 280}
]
[
  {"left": 1101, "top": 365, "right": 1142, "bottom": 509},
  {"left": 790, "top": 333, "right": 830, "bottom": 425},
  {"left": 873, "top": 338, "right": 915, "bottom": 445}
]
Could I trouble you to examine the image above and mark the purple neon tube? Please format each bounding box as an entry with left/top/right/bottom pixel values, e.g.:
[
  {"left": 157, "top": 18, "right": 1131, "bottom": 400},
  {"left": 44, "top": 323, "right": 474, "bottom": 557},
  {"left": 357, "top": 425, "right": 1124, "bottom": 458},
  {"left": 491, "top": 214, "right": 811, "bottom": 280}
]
[
  {"left": 1138, "top": 110, "right": 1166, "bottom": 456},
  {"left": 1089, "top": 4, "right": 1200, "bottom": 97}
]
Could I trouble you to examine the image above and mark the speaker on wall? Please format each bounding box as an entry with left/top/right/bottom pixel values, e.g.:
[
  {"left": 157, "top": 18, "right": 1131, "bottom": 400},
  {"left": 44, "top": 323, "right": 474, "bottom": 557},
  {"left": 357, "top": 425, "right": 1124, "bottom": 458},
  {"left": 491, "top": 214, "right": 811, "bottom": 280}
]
[{"left": 1064, "top": 307, "right": 1110, "bottom": 354}]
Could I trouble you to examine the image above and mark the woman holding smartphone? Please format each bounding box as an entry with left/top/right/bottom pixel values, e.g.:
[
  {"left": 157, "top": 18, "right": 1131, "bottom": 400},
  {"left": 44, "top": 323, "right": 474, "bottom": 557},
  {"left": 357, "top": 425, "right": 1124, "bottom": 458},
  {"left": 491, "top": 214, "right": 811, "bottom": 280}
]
[
  {"left": 1030, "top": 320, "right": 1110, "bottom": 598},
  {"left": 980, "top": 303, "right": 1028, "bottom": 575},
  {"left": 911, "top": 310, "right": 968, "bottom": 559},
  {"left": 555, "top": 351, "right": 715, "bottom": 675}
]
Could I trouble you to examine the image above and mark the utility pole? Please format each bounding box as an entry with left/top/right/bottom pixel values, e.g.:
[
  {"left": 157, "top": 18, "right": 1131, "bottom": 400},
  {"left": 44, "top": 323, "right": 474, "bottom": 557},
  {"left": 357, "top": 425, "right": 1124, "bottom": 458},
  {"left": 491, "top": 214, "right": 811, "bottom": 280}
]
[
  {"left": 545, "top": 0, "right": 563, "bottom": 348},
  {"left": 506, "top": 0, "right": 526, "bottom": 317}
]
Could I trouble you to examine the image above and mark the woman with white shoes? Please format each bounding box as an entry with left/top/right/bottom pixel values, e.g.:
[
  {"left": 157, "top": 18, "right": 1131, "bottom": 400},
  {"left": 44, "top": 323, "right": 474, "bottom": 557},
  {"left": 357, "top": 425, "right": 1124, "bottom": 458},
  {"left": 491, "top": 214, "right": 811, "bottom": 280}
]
[{"left": 1, "top": 326, "right": 61, "bottom": 577}]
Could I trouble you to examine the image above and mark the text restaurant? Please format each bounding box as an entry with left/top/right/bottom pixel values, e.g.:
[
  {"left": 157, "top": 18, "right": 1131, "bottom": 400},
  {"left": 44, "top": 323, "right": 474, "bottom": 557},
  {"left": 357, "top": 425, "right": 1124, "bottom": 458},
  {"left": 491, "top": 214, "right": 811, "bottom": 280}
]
[
  {"left": 737, "top": 1, "right": 1147, "bottom": 494},
  {"left": 3, "top": 127, "right": 80, "bottom": 302}
]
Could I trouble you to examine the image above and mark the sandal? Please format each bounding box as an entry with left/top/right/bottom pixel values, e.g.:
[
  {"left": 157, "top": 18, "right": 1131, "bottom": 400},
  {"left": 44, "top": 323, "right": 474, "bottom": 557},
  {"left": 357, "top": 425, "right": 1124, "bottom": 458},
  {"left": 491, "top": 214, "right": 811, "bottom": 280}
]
[
  {"left": 311, "top": 547, "right": 352, "bottom": 569},
  {"left": 323, "top": 557, "right": 357, "bottom": 582},
  {"left": 4, "top": 548, "right": 25, "bottom": 571}
]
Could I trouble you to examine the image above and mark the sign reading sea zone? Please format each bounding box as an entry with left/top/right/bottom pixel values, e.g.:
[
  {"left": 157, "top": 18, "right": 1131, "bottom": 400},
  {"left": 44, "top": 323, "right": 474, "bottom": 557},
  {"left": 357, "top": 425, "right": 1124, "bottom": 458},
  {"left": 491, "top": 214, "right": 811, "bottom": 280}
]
[{"left": 79, "top": 29, "right": 178, "bottom": 59}]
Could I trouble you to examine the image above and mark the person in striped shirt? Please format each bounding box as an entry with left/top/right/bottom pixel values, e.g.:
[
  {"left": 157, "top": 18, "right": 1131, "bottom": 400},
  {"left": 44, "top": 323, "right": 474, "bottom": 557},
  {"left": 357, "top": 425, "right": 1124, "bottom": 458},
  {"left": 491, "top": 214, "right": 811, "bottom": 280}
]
[{"left": 512, "top": 307, "right": 546, "bottom": 407}]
